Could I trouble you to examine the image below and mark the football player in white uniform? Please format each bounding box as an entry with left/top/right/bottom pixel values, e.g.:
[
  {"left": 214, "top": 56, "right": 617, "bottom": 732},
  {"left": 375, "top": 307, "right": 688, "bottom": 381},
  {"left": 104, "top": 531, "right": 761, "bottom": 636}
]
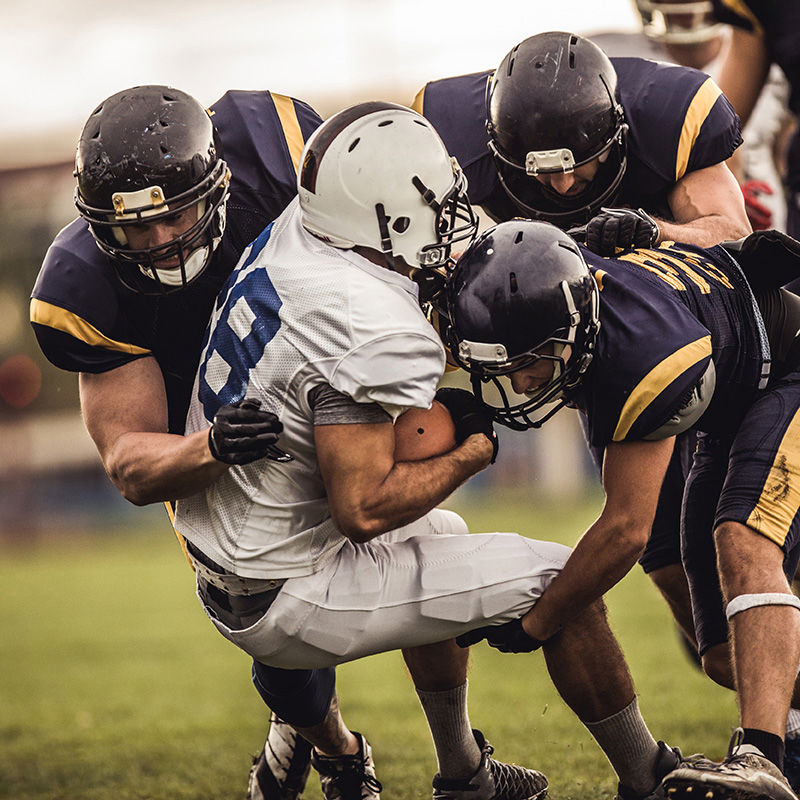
[{"left": 176, "top": 102, "right": 689, "bottom": 800}]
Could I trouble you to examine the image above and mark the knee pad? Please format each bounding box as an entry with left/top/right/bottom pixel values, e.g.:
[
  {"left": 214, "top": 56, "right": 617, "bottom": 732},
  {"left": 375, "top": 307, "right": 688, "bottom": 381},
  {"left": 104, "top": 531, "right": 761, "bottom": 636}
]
[
  {"left": 726, "top": 592, "right": 800, "bottom": 620},
  {"left": 251, "top": 660, "right": 336, "bottom": 728}
]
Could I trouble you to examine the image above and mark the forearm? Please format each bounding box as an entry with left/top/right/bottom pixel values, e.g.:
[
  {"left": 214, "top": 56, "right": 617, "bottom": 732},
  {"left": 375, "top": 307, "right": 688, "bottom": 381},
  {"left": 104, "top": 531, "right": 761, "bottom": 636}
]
[
  {"left": 654, "top": 213, "right": 751, "bottom": 248},
  {"left": 103, "top": 428, "right": 228, "bottom": 505},
  {"left": 337, "top": 434, "right": 490, "bottom": 541},
  {"left": 522, "top": 519, "right": 647, "bottom": 641}
]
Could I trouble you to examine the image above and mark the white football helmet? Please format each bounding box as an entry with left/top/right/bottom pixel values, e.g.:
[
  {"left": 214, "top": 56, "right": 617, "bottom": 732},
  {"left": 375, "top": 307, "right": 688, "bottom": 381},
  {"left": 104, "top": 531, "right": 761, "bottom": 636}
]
[
  {"left": 298, "top": 101, "right": 478, "bottom": 272},
  {"left": 634, "top": 0, "right": 725, "bottom": 44}
]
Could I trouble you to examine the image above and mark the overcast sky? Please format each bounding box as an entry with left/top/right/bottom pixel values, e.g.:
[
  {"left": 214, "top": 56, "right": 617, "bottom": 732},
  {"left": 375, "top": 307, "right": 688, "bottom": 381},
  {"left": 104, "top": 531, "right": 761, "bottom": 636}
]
[{"left": 2, "top": 0, "right": 640, "bottom": 166}]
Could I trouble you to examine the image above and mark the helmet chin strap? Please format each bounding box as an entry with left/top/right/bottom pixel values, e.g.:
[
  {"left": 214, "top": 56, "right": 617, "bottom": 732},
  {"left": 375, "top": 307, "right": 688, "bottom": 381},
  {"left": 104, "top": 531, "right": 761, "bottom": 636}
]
[{"left": 140, "top": 245, "right": 210, "bottom": 287}]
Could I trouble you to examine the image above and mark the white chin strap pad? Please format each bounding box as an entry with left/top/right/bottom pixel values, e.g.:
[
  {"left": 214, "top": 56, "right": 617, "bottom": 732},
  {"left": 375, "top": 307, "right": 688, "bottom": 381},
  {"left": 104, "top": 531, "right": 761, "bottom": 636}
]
[{"left": 726, "top": 592, "right": 800, "bottom": 620}]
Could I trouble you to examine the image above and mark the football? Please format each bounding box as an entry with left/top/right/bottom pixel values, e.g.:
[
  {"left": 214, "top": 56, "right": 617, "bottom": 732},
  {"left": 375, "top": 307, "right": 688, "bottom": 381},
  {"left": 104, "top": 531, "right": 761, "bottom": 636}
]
[{"left": 393, "top": 400, "right": 457, "bottom": 462}]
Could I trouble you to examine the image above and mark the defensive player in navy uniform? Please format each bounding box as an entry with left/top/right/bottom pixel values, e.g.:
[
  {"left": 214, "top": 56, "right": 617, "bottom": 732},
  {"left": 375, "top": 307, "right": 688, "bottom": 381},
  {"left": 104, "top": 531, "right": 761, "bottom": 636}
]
[
  {"left": 414, "top": 30, "right": 751, "bottom": 670},
  {"left": 711, "top": 0, "right": 800, "bottom": 240},
  {"left": 28, "top": 85, "right": 357, "bottom": 800},
  {"left": 447, "top": 220, "right": 800, "bottom": 800}
]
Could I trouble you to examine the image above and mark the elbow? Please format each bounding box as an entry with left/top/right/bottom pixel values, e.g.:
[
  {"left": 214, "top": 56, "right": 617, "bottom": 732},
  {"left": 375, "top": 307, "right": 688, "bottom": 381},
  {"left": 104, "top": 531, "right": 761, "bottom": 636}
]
[
  {"left": 115, "top": 479, "right": 154, "bottom": 507},
  {"left": 107, "top": 463, "right": 157, "bottom": 507},
  {"left": 729, "top": 218, "right": 753, "bottom": 240},
  {"left": 330, "top": 507, "right": 386, "bottom": 544},
  {"left": 611, "top": 520, "right": 651, "bottom": 564}
]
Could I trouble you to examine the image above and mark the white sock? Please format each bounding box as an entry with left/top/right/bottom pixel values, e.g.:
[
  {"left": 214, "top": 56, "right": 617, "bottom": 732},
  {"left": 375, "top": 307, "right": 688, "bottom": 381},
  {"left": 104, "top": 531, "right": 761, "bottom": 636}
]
[
  {"left": 416, "top": 681, "right": 482, "bottom": 779},
  {"left": 583, "top": 696, "right": 662, "bottom": 795}
]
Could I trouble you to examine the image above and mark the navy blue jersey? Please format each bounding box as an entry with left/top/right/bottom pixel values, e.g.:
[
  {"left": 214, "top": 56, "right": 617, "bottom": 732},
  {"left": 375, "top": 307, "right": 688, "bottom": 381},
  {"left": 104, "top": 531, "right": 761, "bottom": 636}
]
[
  {"left": 712, "top": 0, "right": 800, "bottom": 195},
  {"left": 574, "top": 242, "right": 767, "bottom": 448},
  {"left": 713, "top": 0, "right": 800, "bottom": 114},
  {"left": 30, "top": 91, "right": 322, "bottom": 434},
  {"left": 413, "top": 58, "right": 741, "bottom": 223}
]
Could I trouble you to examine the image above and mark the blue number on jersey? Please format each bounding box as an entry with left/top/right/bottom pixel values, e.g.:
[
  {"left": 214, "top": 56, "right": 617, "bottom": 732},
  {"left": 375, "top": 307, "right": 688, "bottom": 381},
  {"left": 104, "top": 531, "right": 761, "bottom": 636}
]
[{"left": 197, "top": 224, "right": 281, "bottom": 420}]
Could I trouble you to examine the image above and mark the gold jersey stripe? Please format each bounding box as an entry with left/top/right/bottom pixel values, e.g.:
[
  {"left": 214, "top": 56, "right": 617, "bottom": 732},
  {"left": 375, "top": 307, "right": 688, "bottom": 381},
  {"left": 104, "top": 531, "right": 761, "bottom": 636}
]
[
  {"left": 613, "top": 336, "right": 712, "bottom": 441},
  {"left": 411, "top": 85, "right": 426, "bottom": 114},
  {"left": 716, "top": 0, "right": 764, "bottom": 35},
  {"left": 745, "top": 408, "right": 800, "bottom": 547},
  {"left": 164, "top": 501, "right": 195, "bottom": 570},
  {"left": 30, "top": 298, "right": 151, "bottom": 356},
  {"left": 271, "top": 93, "right": 305, "bottom": 175},
  {"left": 675, "top": 78, "right": 723, "bottom": 181}
]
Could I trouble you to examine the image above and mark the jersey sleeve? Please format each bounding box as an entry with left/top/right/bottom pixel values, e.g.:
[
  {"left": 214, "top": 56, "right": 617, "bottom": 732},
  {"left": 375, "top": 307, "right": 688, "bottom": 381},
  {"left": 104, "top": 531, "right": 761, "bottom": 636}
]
[
  {"left": 614, "top": 57, "right": 742, "bottom": 185},
  {"left": 208, "top": 90, "right": 323, "bottom": 220},
  {"left": 582, "top": 258, "right": 715, "bottom": 447},
  {"left": 330, "top": 333, "right": 445, "bottom": 420},
  {"left": 412, "top": 72, "right": 499, "bottom": 206},
  {"left": 30, "top": 220, "right": 151, "bottom": 374}
]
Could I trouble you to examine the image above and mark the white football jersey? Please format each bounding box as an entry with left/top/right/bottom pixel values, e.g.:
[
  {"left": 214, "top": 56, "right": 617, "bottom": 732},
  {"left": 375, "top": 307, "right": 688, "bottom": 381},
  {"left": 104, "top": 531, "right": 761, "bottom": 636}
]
[{"left": 175, "top": 198, "right": 446, "bottom": 578}]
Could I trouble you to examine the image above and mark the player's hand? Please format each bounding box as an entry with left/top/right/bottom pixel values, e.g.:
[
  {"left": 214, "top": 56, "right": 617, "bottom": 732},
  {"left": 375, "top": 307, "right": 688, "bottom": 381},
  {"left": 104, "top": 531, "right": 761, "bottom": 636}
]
[
  {"left": 456, "top": 618, "right": 545, "bottom": 653},
  {"left": 585, "top": 207, "right": 660, "bottom": 256},
  {"left": 208, "top": 398, "right": 287, "bottom": 465},
  {"left": 740, "top": 180, "right": 774, "bottom": 231},
  {"left": 434, "top": 387, "right": 498, "bottom": 463}
]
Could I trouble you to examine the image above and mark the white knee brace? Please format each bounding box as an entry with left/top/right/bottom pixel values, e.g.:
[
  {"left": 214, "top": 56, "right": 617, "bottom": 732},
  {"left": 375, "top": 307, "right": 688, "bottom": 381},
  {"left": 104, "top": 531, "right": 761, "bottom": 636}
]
[{"left": 726, "top": 592, "right": 800, "bottom": 620}]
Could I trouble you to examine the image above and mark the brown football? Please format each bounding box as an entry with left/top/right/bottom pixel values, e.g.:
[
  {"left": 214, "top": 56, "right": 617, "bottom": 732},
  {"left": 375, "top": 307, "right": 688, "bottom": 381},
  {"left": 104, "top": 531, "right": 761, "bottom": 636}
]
[{"left": 393, "top": 400, "right": 457, "bottom": 462}]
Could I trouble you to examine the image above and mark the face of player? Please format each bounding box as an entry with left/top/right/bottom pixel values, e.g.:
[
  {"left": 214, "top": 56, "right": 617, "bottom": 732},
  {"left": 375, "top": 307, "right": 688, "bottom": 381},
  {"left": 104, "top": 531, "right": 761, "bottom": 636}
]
[
  {"left": 532, "top": 158, "right": 602, "bottom": 197},
  {"left": 509, "top": 357, "right": 557, "bottom": 396},
  {"left": 124, "top": 204, "right": 200, "bottom": 267}
]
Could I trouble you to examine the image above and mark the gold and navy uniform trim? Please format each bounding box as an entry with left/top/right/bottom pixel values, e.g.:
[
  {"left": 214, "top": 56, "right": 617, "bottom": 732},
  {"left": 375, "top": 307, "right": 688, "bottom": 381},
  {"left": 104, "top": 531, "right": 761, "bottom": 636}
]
[
  {"left": 676, "top": 78, "right": 724, "bottom": 181},
  {"left": 745, "top": 408, "right": 800, "bottom": 547},
  {"left": 612, "top": 336, "right": 713, "bottom": 441},
  {"left": 270, "top": 92, "right": 306, "bottom": 174},
  {"left": 30, "top": 298, "right": 150, "bottom": 356}
]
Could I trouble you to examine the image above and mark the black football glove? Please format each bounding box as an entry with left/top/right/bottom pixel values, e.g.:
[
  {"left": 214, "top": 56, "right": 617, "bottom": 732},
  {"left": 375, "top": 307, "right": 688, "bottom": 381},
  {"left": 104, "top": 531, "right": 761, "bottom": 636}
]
[
  {"left": 434, "top": 387, "right": 498, "bottom": 464},
  {"left": 584, "top": 207, "right": 659, "bottom": 256},
  {"left": 456, "top": 618, "right": 545, "bottom": 653},
  {"left": 208, "top": 398, "right": 291, "bottom": 465}
]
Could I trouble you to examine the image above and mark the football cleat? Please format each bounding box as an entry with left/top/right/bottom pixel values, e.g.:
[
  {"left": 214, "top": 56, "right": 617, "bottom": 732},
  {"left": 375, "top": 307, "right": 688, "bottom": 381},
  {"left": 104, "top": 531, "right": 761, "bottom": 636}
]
[
  {"left": 431, "top": 729, "right": 548, "bottom": 800},
  {"left": 247, "top": 713, "right": 313, "bottom": 800},
  {"left": 661, "top": 728, "right": 799, "bottom": 800},
  {"left": 615, "top": 741, "right": 714, "bottom": 800},
  {"left": 311, "top": 731, "right": 382, "bottom": 800}
]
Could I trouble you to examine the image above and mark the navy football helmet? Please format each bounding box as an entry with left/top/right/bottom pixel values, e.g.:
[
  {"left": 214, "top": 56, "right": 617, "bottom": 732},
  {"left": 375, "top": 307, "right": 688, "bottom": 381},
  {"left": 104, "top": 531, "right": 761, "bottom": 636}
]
[
  {"left": 445, "top": 219, "right": 600, "bottom": 430},
  {"left": 486, "top": 32, "right": 628, "bottom": 228},
  {"left": 75, "top": 85, "right": 231, "bottom": 294}
]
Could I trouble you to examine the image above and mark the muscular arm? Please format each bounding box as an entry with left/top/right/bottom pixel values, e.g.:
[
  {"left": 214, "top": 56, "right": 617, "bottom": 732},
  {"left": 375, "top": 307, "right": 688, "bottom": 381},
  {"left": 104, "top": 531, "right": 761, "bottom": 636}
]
[
  {"left": 717, "top": 27, "right": 771, "bottom": 129},
  {"left": 520, "top": 436, "right": 675, "bottom": 641},
  {"left": 655, "top": 161, "right": 752, "bottom": 247},
  {"left": 315, "top": 420, "right": 492, "bottom": 542},
  {"left": 79, "top": 356, "right": 228, "bottom": 506}
]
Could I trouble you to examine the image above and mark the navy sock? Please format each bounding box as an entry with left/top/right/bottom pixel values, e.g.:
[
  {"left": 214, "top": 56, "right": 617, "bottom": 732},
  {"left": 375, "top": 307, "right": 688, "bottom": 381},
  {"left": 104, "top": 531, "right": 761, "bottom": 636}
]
[{"left": 742, "top": 728, "right": 785, "bottom": 771}]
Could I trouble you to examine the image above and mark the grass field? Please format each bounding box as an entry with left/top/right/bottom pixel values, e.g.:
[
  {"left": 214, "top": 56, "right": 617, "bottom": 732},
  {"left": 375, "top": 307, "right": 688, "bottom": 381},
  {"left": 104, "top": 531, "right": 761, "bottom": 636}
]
[{"left": 0, "top": 489, "right": 738, "bottom": 800}]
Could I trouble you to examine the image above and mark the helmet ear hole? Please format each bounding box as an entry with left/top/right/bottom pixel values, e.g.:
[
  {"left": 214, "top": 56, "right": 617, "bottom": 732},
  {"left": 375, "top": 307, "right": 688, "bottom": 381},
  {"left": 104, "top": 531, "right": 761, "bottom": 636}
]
[{"left": 392, "top": 216, "right": 410, "bottom": 234}]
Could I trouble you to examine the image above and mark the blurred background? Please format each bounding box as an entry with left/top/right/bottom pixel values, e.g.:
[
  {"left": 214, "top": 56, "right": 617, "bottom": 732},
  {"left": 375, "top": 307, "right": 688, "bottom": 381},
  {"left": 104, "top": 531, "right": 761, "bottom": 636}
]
[{"left": 0, "top": 0, "right": 645, "bottom": 539}]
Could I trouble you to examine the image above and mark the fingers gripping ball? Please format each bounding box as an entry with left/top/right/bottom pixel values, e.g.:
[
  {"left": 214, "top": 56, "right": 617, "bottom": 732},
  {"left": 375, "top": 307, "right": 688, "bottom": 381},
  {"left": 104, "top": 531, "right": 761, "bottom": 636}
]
[
  {"left": 208, "top": 398, "right": 284, "bottom": 465},
  {"left": 393, "top": 401, "right": 457, "bottom": 462},
  {"left": 434, "top": 387, "right": 499, "bottom": 463}
]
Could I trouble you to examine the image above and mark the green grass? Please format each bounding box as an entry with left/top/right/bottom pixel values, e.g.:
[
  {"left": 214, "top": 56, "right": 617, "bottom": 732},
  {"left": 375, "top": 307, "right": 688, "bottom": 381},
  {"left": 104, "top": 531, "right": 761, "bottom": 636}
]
[{"left": 0, "top": 490, "right": 738, "bottom": 800}]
